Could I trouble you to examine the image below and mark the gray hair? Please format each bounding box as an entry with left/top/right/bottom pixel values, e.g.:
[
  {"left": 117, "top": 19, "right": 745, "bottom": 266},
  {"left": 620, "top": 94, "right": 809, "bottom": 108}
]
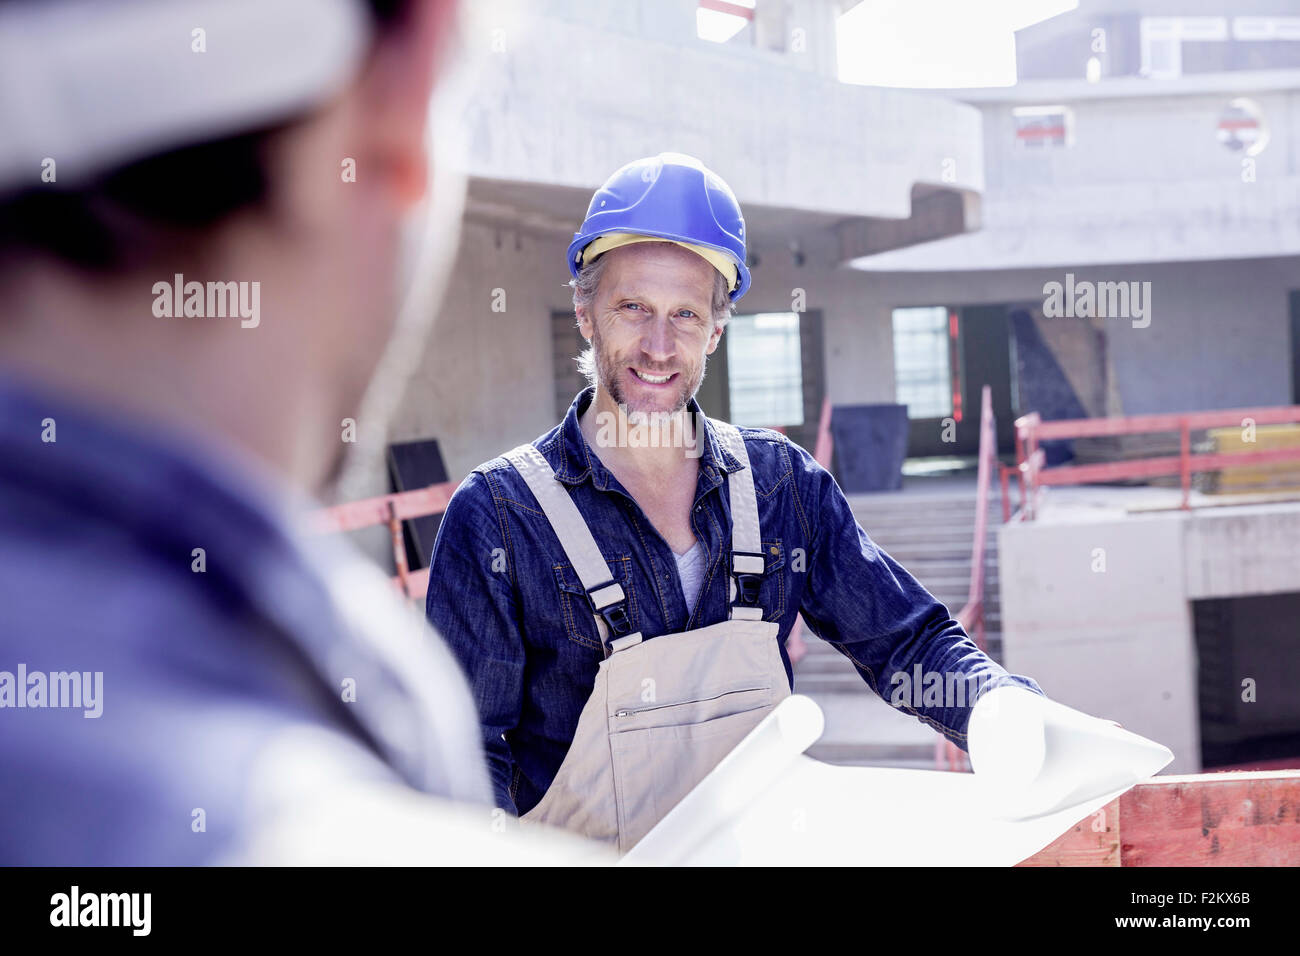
[{"left": 569, "top": 252, "right": 735, "bottom": 386}]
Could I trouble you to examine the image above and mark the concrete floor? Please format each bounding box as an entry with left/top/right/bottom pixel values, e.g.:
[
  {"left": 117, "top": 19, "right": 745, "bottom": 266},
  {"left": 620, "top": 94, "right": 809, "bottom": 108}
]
[{"left": 1026, "top": 482, "right": 1300, "bottom": 524}]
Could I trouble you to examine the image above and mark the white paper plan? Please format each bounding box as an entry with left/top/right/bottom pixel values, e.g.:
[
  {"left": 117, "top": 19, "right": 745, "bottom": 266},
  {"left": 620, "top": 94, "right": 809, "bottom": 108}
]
[{"left": 624, "top": 689, "right": 1175, "bottom": 866}]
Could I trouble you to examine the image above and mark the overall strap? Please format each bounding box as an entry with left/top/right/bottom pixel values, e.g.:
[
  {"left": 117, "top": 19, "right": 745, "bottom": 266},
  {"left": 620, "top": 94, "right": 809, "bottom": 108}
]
[
  {"left": 503, "top": 443, "right": 643, "bottom": 654},
  {"left": 709, "top": 420, "right": 767, "bottom": 621}
]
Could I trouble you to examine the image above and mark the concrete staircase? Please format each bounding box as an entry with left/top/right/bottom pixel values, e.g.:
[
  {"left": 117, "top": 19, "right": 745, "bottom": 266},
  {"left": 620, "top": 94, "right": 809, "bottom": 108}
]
[{"left": 793, "top": 479, "right": 1005, "bottom": 769}]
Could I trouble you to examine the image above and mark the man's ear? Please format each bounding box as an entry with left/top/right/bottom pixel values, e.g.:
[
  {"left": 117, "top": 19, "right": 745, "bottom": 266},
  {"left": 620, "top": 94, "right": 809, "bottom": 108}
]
[
  {"left": 704, "top": 320, "right": 725, "bottom": 355},
  {"left": 354, "top": 0, "right": 459, "bottom": 210},
  {"left": 576, "top": 301, "right": 593, "bottom": 338}
]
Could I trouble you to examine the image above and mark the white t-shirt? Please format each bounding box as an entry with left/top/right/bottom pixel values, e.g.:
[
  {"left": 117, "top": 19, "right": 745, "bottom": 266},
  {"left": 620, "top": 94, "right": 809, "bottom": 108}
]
[{"left": 673, "top": 539, "right": 707, "bottom": 612}]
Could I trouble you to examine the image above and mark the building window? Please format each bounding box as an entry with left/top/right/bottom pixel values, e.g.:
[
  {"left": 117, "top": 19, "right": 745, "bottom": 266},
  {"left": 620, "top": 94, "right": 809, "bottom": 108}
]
[
  {"left": 893, "top": 306, "right": 958, "bottom": 420},
  {"left": 1140, "top": 16, "right": 1227, "bottom": 78},
  {"left": 726, "top": 312, "right": 803, "bottom": 427},
  {"left": 1012, "top": 105, "right": 1073, "bottom": 149},
  {"left": 697, "top": 0, "right": 755, "bottom": 44},
  {"left": 1233, "top": 17, "right": 1300, "bottom": 42}
]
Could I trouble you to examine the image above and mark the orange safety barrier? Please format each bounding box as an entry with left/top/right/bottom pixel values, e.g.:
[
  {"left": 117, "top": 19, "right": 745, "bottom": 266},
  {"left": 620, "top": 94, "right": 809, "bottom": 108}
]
[
  {"left": 310, "top": 481, "right": 458, "bottom": 601},
  {"left": 1021, "top": 769, "right": 1300, "bottom": 866}
]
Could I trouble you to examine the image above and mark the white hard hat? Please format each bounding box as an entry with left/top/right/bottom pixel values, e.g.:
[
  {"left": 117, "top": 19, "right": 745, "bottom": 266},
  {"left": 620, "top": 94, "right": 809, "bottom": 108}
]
[{"left": 0, "top": 0, "right": 372, "bottom": 192}]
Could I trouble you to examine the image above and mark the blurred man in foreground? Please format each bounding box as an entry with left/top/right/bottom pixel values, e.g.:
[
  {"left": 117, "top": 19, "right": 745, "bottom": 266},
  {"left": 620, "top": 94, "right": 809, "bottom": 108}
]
[{"left": 0, "top": 0, "right": 596, "bottom": 864}]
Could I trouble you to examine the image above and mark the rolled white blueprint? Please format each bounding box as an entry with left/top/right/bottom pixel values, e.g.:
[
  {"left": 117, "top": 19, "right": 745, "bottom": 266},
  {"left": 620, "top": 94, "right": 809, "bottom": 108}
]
[
  {"left": 968, "top": 685, "right": 1174, "bottom": 820},
  {"left": 627, "top": 690, "right": 1174, "bottom": 866}
]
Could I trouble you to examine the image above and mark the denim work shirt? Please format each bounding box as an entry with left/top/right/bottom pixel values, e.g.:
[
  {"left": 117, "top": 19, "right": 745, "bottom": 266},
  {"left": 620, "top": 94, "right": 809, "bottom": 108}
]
[
  {"left": 426, "top": 385, "right": 1045, "bottom": 815},
  {"left": 0, "top": 372, "right": 489, "bottom": 864}
]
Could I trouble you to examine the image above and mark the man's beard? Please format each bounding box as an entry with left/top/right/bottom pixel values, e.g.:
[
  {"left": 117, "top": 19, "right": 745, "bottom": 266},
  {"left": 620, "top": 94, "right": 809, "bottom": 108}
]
[{"left": 591, "top": 323, "right": 707, "bottom": 424}]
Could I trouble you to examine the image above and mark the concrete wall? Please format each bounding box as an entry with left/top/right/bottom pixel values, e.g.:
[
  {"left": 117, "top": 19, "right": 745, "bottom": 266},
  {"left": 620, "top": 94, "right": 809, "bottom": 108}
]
[
  {"left": 998, "top": 511, "right": 1199, "bottom": 772},
  {"left": 388, "top": 219, "right": 568, "bottom": 481},
  {"left": 1014, "top": 0, "right": 1300, "bottom": 82},
  {"left": 460, "top": 1, "right": 985, "bottom": 222},
  {"left": 848, "top": 256, "right": 1300, "bottom": 417},
  {"left": 854, "top": 76, "right": 1300, "bottom": 270},
  {"left": 981, "top": 88, "right": 1300, "bottom": 191},
  {"left": 848, "top": 74, "right": 1300, "bottom": 421},
  {"left": 999, "top": 499, "right": 1300, "bottom": 774},
  {"left": 1185, "top": 502, "right": 1300, "bottom": 598}
]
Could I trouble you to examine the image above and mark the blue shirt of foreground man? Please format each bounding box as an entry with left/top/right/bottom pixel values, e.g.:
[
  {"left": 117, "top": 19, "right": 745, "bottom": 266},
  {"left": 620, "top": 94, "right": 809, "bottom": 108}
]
[
  {"left": 0, "top": 0, "right": 598, "bottom": 865},
  {"left": 426, "top": 153, "right": 1047, "bottom": 844}
]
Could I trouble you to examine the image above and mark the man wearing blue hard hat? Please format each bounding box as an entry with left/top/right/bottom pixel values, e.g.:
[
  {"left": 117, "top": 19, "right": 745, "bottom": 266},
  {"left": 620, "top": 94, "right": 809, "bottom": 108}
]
[{"left": 426, "top": 152, "right": 1046, "bottom": 853}]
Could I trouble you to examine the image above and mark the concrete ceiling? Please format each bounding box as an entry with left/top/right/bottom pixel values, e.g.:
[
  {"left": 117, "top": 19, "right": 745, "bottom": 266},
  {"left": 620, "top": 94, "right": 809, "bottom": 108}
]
[{"left": 464, "top": 176, "right": 974, "bottom": 268}]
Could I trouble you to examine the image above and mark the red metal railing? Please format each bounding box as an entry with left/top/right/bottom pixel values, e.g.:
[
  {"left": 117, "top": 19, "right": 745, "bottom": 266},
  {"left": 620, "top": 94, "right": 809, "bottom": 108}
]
[
  {"left": 698, "top": 0, "right": 755, "bottom": 20},
  {"left": 1005, "top": 404, "right": 1300, "bottom": 521},
  {"left": 936, "top": 385, "right": 996, "bottom": 772},
  {"left": 957, "top": 385, "right": 994, "bottom": 656},
  {"left": 310, "top": 481, "right": 458, "bottom": 601}
]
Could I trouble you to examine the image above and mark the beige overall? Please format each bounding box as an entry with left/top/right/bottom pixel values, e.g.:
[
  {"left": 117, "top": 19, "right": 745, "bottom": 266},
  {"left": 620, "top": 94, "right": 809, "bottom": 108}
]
[{"left": 506, "top": 420, "right": 790, "bottom": 853}]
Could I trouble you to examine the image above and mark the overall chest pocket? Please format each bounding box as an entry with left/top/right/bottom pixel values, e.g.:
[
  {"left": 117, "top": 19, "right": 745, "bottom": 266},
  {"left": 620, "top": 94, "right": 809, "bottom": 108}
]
[
  {"left": 553, "top": 553, "right": 639, "bottom": 650},
  {"left": 747, "top": 539, "right": 786, "bottom": 623}
]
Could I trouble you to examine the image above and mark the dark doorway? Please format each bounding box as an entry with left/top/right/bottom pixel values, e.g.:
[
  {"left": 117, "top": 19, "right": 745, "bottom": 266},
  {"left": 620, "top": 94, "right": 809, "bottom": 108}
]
[
  {"left": 895, "top": 304, "right": 1016, "bottom": 459},
  {"left": 1290, "top": 290, "right": 1300, "bottom": 405},
  {"left": 1193, "top": 592, "right": 1300, "bottom": 768}
]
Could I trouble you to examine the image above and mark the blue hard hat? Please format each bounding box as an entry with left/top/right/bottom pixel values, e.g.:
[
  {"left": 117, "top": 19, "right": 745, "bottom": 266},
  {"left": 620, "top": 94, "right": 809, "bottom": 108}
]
[{"left": 566, "top": 153, "right": 751, "bottom": 301}]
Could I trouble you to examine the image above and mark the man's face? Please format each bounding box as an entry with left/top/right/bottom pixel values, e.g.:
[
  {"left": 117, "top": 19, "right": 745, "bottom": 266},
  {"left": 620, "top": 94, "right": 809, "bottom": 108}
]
[{"left": 579, "top": 241, "right": 723, "bottom": 419}]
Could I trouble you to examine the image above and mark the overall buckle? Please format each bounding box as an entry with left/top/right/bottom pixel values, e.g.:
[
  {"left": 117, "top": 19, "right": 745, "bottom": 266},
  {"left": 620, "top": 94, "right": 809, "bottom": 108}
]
[
  {"left": 586, "top": 580, "right": 632, "bottom": 636},
  {"left": 730, "top": 551, "right": 766, "bottom": 607},
  {"left": 735, "top": 574, "right": 762, "bottom": 606},
  {"left": 598, "top": 602, "right": 633, "bottom": 637}
]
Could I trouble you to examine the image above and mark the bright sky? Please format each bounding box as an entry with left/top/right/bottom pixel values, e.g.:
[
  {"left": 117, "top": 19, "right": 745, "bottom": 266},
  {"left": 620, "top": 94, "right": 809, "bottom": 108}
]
[{"left": 836, "top": 0, "right": 1079, "bottom": 87}]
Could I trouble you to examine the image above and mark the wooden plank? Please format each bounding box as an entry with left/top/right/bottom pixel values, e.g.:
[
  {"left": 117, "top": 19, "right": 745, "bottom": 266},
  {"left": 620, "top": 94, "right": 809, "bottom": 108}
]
[
  {"left": 1209, "top": 424, "right": 1300, "bottom": 449},
  {"left": 1209, "top": 425, "right": 1300, "bottom": 490},
  {"left": 1020, "top": 771, "right": 1300, "bottom": 866},
  {"left": 1118, "top": 771, "right": 1300, "bottom": 867},
  {"left": 1018, "top": 798, "right": 1121, "bottom": 867}
]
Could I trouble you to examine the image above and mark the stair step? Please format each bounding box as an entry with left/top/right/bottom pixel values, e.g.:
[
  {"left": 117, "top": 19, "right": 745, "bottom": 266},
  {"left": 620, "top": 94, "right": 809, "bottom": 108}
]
[
  {"left": 795, "top": 635, "right": 1006, "bottom": 666},
  {"left": 861, "top": 518, "right": 998, "bottom": 530},
  {"left": 795, "top": 646, "right": 1010, "bottom": 664},
  {"left": 868, "top": 541, "right": 998, "bottom": 556},
  {"left": 851, "top": 514, "right": 997, "bottom": 527},
  {"left": 794, "top": 674, "right": 870, "bottom": 694},
  {"left": 806, "top": 742, "right": 948, "bottom": 769},
  {"left": 882, "top": 561, "right": 998, "bottom": 579},
  {"left": 908, "top": 573, "right": 1000, "bottom": 588},
  {"left": 865, "top": 521, "right": 999, "bottom": 532},
  {"left": 794, "top": 483, "right": 1010, "bottom": 752}
]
